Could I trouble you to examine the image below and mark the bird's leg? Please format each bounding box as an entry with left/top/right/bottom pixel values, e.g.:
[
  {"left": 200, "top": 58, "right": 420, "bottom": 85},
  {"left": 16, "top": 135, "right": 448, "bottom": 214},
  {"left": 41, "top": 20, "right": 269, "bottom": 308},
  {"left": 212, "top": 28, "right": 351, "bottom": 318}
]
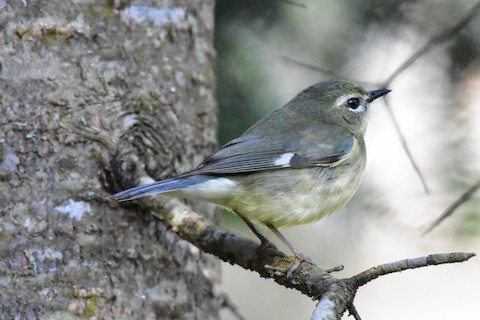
[
  {"left": 235, "top": 212, "right": 270, "bottom": 246},
  {"left": 266, "top": 223, "right": 317, "bottom": 277},
  {"left": 235, "top": 213, "right": 316, "bottom": 276}
]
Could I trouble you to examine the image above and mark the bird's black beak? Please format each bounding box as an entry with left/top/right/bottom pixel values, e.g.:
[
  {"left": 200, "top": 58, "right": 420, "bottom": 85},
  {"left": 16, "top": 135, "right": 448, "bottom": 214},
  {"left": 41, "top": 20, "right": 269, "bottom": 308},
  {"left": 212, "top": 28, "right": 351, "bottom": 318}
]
[{"left": 367, "top": 88, "right": 391, "bottom": 103}]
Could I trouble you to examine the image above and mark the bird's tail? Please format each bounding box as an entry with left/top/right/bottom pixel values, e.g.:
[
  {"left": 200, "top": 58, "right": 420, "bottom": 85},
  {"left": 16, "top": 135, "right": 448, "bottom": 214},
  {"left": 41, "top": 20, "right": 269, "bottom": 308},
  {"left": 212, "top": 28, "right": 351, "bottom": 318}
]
[{"left": 110, "top": 177, "right": 194, "bottom": 202}]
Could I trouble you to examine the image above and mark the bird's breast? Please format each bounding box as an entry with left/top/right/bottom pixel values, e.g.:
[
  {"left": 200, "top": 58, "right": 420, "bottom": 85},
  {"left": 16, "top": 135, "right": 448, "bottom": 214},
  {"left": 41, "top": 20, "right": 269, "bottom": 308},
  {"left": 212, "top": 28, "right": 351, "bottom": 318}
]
[{"left": 226, "top": 158, "right": 366, "bottom": 228}]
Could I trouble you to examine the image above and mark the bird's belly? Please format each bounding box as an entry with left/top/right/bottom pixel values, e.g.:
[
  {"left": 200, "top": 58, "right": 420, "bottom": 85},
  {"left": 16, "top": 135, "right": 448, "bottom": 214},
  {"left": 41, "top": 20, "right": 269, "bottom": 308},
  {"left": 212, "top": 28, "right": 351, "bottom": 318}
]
[{"left": 225, "top": 166, "right": 363, "bottom": 228}]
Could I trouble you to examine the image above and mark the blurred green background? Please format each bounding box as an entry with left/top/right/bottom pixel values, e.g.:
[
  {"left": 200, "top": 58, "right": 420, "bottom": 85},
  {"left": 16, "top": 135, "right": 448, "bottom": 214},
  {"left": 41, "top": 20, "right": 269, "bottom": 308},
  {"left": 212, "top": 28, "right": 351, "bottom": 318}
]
[{"left": 214, "top": 1, "right": 480, "bottom": 319}]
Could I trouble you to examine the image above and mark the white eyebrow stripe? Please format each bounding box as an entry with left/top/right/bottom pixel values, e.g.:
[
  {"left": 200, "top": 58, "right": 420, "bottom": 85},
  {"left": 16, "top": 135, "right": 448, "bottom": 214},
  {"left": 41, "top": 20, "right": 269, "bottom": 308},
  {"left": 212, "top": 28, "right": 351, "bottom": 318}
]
[
  {"left": 334, "top": 93, "right": 368, "bottom": 113},
  {"left": 274, "top": 152, "right": 295, "bottom": 167},
  {"left": 334, "top": 93, "right": 356, "bottom": 107}
]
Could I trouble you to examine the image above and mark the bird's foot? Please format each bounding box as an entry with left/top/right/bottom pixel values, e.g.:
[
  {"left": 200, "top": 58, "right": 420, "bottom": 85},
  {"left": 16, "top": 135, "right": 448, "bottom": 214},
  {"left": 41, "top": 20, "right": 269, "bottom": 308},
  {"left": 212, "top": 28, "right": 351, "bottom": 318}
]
[{"left": 286, "top": 249, "right": 317, "bottom": 278}]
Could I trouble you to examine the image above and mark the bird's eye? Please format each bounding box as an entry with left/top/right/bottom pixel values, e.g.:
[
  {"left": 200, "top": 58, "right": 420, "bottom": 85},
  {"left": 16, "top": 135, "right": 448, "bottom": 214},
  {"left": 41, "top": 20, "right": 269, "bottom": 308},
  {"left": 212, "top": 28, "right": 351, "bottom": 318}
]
[
  {"left": 347, "top": 98, "right": 360, "bottom": 109},
  {"left": 347, "top": 98, "right": 365, "bottom": 113}
]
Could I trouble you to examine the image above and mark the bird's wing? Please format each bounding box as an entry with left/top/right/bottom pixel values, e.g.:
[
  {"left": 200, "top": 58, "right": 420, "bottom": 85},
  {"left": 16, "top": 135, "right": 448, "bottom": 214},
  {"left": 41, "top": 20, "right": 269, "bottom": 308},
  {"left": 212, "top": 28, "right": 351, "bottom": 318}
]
[{"left": 185, "top": 124, "right": 356, "bottom": 176}]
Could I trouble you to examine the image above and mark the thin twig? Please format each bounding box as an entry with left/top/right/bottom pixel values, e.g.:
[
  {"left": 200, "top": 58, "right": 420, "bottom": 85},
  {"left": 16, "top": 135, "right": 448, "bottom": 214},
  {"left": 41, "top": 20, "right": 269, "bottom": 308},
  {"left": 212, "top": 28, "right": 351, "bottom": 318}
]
[
  {"left": 349, "top": 252, "right": 475, "bottom": 288},
  {"left": 220, "top": 293, "right": 247, "bottom": 320},
  {"left": 383, "top": 97, "right": 430, "bottom": 194},
  {"left": 379, "top": 2, "right": 480, "bottom": 193},
  {"left": 384, "top": 0, "right": 480, "bottom": 85},
  {"left": 423, "top": 178, "right": 480, "bottom": 234},
  {"left": 281, "top": 56, "right": 345, "bottom": 78},
  {"left": 348, "top": 304, "right": 362, "bottom": 320},
  {"left": 281, "top": 55, "right": 377, "bottom": 87},
  {"left": 276, "top": 0, "right": 306, "bottom": 8}
]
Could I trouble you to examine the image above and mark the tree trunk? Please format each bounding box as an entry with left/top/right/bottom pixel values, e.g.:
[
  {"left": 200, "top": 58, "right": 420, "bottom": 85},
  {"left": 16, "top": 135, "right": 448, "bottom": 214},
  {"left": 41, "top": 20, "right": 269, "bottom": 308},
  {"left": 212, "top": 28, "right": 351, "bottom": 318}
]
[{"left": 0, "top": 1, "right": 219, "bottom": 319}]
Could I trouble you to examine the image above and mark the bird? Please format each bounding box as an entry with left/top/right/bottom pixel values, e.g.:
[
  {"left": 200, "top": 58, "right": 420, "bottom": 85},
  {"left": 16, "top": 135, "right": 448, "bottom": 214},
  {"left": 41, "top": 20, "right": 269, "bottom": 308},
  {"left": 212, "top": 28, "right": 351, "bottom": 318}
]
[{"left": 110, "top": 80, "right": 390, "bottom": 275}]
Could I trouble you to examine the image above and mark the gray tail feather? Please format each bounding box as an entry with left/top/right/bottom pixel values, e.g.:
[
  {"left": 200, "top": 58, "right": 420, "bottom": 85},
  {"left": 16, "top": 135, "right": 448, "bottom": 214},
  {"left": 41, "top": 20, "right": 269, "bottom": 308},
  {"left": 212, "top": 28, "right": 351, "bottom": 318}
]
[{"left": 109, "top": 178, "right": 188, "bottom": 202}]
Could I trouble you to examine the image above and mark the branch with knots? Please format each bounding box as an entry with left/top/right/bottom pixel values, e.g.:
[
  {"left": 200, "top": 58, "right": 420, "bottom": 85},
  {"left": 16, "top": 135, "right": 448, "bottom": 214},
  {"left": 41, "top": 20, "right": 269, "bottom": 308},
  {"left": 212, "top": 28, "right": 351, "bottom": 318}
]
[{"left": 109, "top": 195, "right": 475, "bottom": 320}]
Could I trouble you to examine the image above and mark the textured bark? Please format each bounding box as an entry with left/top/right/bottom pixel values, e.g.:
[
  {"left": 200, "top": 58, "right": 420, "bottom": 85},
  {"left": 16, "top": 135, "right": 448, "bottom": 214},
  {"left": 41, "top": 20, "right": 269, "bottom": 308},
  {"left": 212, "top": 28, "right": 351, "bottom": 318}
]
[{"left": 0, "top": 1, "right": 219, "bottom": 319}]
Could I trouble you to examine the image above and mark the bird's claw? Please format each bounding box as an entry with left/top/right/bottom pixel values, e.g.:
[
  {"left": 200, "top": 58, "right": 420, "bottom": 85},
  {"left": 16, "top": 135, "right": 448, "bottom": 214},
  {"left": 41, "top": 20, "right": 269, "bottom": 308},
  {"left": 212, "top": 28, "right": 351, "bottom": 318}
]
[{"left": 286, "top": 250, "right": 317, "bottom": 277}]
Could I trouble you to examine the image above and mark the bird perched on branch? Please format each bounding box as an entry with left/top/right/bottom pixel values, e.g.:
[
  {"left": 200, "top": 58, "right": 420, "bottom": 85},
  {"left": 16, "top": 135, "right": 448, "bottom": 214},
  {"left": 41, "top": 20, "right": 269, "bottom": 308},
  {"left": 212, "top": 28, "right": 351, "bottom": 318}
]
[{"left": 111, "top": 80, "right": 390, "bottom": 275}]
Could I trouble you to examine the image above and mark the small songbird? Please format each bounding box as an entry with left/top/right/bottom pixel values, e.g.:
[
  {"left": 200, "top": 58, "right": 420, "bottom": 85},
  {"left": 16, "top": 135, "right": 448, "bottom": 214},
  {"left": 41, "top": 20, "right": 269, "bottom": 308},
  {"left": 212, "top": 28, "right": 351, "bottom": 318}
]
[{"left": 111, "top": 80, "right": 390, "bottom": 275}]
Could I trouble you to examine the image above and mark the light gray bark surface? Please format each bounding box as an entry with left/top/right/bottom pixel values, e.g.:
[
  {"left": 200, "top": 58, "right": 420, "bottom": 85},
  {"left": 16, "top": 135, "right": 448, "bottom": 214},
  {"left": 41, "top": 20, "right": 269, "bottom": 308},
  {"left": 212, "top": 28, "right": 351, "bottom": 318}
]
[{"left": 0, "top": 1, "right": 219, "bottom": 319}]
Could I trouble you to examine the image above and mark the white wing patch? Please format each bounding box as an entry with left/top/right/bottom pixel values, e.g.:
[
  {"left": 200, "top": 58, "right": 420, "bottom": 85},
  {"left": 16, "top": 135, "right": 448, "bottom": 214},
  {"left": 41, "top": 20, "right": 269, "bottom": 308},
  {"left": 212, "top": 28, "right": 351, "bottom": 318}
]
[
  {"left": 334, "top": 93, "right": 352, "bottom": 108},
  {"left": 274, "top": 152, "right": 294, "bottom": 167}
]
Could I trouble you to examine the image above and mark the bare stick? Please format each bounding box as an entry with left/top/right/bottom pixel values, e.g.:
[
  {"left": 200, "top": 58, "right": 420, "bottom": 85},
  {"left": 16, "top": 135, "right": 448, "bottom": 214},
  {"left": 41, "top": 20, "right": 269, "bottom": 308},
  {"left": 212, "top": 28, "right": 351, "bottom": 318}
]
[
  {"left": 383, "top": 97, "right": 429, "bottom": 194},
  {"left": 348, "top": 304, "right": 362, "bottom": 320},
  {"left": 423, "top": 178, "right": 480, "bottom": 234},
  {"left": 276, "top": 0, "right": 306, "bottom": 8},
  {"left": 281, "top": 55, "right": 376, "bottom": 87},
  {"left": 384, "top": 1, "right": 480, "bottom": 85},
  {"left": 220, "top": 293, "right": 247, "bottom": 320},
  {"left": 349, "top": 252, "right": 475, "bottom": 288}
]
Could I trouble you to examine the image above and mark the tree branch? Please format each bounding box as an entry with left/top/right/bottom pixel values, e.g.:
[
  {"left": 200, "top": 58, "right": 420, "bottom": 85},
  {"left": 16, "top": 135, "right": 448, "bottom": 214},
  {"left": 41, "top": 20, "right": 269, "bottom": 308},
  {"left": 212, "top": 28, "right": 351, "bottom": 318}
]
[
  {"left": 349, "top": 252, "right": 476, "bottom": 288},
  {"left": 151, "top": 197, "right": 338, "bottom": 298},
  {"left": 110, "top": 195, "right": 476, "bottom": 319}
]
